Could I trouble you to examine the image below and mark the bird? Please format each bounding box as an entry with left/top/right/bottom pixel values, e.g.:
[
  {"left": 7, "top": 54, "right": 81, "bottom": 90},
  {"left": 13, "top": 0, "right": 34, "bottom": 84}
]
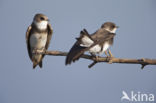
[
  {"left": 65, "top": 22, "right": 118, "bottom": 65},
  {"left": 26, "top": 13, "right": 53, "bottom": 69}
]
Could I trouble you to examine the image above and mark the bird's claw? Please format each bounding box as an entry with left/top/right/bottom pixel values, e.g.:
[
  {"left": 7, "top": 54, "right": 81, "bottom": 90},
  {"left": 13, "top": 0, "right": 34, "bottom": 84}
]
[
  {"left": 32, "top": 48, "right": 44, "bottom": 54},
  {"left": 141, "top": 58, "right": 145, "bottom": 62},
  {"left": 106, "top": 56, "right": 113, "bottom": 64},
  {"left": 108, "top": 50, "right": 114, "bottom": 58},
  {"left": 32, "top": 48, "right": 38, "bottom": 54}
]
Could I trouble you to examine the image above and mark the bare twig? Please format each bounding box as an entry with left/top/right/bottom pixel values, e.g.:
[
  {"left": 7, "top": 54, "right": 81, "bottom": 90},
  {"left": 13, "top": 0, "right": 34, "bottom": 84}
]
[
  {"left": 88, "top": 61, "right": 97, "bottom": 68},
  {"left": 39, "top": 50, "right": 156, "bottom": 69}
]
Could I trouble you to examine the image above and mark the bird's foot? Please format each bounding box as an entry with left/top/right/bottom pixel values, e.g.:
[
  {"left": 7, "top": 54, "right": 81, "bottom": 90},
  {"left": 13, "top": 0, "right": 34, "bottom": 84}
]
[
  {"left": 95, "top": 55, "right": 100, "bottom": 60},
  {"left": 32, "top": 48, "right": 43, "bottom": 54},
  {"left": 141, "top": 58, "right": 145, "bottom": 62},
  {"left": 108, "top": 50, "right": 114, "bottom": 58},
  {"left": 106, "top": 56, "right": 113, "bottom": 64},
  {"left": 37, "top": 49, "right": 43, "bottom": 54},
  {"left": 106, "top": 50, "right": 114, "bottom": 64},
  {"left": 32, "top": 48, "right": 38, "bottom": 54}
]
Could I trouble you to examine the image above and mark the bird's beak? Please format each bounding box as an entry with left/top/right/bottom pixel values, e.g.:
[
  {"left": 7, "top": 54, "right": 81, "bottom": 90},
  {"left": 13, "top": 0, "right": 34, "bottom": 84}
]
[{"left": 47, "top": 19, "right": 50, "bottom": 22}]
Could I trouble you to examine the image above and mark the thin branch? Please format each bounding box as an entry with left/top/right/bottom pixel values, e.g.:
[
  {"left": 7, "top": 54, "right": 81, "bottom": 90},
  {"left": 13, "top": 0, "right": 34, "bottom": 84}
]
[
  {"left": 39, "top": 50, "right": 156, "bottom": 69},
  {"left": 88, "top": 61, "right": 97, "bottom": 68}
]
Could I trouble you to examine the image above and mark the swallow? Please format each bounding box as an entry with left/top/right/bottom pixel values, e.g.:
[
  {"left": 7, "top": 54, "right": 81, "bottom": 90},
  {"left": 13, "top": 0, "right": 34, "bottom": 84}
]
[
  {"left": 26, "top": 13, "right": 53, "bottom": 68},
  {"left": 65, "top": 22, "right": 118, "bottom": 65}
]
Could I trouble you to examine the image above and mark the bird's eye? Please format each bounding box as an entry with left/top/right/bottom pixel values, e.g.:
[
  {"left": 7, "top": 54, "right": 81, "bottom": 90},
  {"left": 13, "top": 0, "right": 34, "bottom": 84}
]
[
  {"left": 112, "top": 25, "right": 115, "bottom": 28},
  {"left": 40, "top": 17, "right": 45, "bottom": 20}
]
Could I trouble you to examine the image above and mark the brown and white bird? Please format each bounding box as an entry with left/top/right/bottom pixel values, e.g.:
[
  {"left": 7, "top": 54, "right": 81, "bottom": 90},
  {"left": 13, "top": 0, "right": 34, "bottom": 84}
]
[
  {"left": 26, "top": 13, "right": 53, "bottom": 69},
  {"left": 65, "top": 22, "right": 118, "bottom": 65}
]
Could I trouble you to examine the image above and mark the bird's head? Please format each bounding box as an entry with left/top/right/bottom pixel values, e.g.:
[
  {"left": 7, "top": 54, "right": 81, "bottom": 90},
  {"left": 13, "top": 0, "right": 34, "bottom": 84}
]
[
  {"left": 33, "top": 13, "right": 49, "bottom": 30},
  {"left": 101, "top": 22, "right": 119, "bottom": 33}
]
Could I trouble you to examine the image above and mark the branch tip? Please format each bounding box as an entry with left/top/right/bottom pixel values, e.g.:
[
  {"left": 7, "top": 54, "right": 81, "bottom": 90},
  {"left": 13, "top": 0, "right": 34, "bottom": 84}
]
[
  {"left": 88, "top": 61, "right": 97, "bottom": 68},
  {"left": 141, "top": 64, "right": 147, "bottom": 69}
]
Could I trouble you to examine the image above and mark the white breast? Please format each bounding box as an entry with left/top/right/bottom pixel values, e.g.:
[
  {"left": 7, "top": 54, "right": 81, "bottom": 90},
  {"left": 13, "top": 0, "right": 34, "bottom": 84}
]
[
  {"left": 89, "top": 42, "right": 110, "bottom": 55},
  {"left": 34, "top": 21, "right": 48, "bottom": 30},
  {"left": 89, "top": 44, "right": 101, "bottom": 54},
  {"left": 30, "top": 33, "right": 47, "bottom": 49},
  {"left": 102, "top": 42, "right": 110, "bottom": 52}
]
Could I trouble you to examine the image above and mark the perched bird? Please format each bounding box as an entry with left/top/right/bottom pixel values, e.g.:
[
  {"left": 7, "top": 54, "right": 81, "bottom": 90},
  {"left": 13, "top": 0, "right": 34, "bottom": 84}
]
[
  {"left": 65, "top": 22, "right": 118, "bottom": 65},
  {"left": 26, "top": 13, "right": 53, "bottom": 69}
]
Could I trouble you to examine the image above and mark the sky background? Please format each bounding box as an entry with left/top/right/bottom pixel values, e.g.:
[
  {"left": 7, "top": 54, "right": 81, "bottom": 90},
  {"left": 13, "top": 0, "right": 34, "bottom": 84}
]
[{"left": 0, "top": 0, "right": 156, "bottom": 103}]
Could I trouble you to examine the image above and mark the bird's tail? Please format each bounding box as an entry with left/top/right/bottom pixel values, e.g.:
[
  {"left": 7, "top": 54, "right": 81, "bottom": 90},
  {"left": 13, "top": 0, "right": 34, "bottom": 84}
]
[
  {"left": 65, "top": 43, "right": 86, "bottom": 65},
  {"left": 32, "top": 61, "right": 42, "bottom": 69},
  {"left": 33, "top": 61, "right": 38, "bottom": 69},
  {"left": 32, "top": 55, "right": 43, "bottom": 69},
  {"left": 65, "top": 29, "right": 93, "bottom": 65}
]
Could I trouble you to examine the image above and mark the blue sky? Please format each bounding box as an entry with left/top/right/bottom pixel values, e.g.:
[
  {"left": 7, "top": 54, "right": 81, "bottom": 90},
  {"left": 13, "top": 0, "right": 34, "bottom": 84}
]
[{"left": 0, "top": 0, "right": 156, "bottom": 103}]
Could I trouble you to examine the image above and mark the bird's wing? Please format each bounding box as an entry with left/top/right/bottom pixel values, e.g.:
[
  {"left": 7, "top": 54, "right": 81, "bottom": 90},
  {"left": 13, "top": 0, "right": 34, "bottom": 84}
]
[
  {"left": 65, "top": 41, "right": 87, "bottom": 65},
  {"left": 65, "top": 29, "right": 94, "bottom": 65},
  {"left": 78, "top": 29, "right": 95, "bottom": 47},
  {"left": 26, "top": 25, "right": 32, "bottom": 61},
  {"left": 75, "top": 31, "right": 115, "bottom": 58},
  {"left": 45, "top": 23, "right": 53, "bottom": 50},
  {"left": 85, "top": 32, "right": 115, "bottom": 51}
]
